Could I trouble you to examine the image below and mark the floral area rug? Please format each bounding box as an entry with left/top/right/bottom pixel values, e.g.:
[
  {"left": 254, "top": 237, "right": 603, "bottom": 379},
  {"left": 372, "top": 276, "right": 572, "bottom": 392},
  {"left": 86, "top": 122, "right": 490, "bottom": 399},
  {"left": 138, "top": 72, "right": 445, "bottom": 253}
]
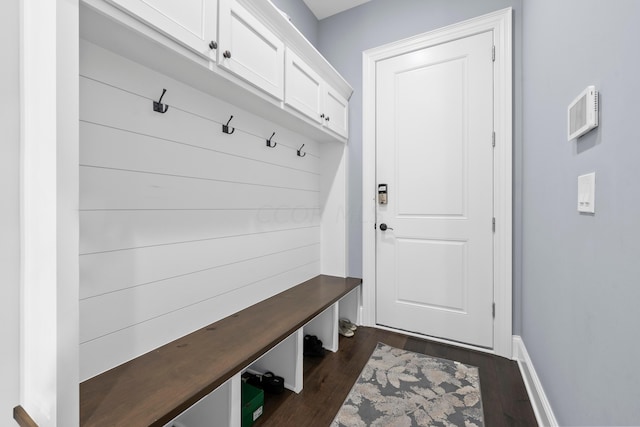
[{"left": 331, "top": 343, "right": 485, "bottom": 427}]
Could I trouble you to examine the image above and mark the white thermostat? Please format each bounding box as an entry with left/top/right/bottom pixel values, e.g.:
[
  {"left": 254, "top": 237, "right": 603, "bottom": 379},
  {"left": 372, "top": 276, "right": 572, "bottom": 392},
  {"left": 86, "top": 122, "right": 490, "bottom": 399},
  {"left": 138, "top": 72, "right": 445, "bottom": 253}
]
[{"left": 568, "top": 86, "right": 599, "bottom": 140}]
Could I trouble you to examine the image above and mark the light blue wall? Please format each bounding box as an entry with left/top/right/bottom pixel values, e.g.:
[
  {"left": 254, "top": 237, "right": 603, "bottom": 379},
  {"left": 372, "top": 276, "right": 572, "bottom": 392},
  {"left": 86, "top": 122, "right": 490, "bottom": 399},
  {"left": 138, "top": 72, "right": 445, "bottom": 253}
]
[
  {"left": 522, "top": 0, "right": 640, "bottom": 424},
  {"left": 316, "top": 0, "right": 524, "bottom": 332},
  {"left": 0, "top": 0, "right": 21, "bottom": 422},
  {"left": 270, "top": 0, "right": 319, "bottom": 47}
]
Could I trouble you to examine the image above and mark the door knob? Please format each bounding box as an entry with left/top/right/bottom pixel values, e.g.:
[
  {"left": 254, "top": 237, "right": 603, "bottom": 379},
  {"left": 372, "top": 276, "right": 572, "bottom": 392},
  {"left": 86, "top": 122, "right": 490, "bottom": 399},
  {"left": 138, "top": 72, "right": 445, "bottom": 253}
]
[{"left": 379, "top": 223, "right": 393, "bottom": 231}]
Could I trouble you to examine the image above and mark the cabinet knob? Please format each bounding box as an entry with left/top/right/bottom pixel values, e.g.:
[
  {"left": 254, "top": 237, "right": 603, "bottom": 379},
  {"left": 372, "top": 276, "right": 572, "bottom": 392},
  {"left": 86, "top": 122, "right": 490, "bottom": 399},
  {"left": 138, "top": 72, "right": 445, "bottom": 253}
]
[
  {"left": 325, "top": 116, "right": 330, "bottom": 122},
  {"left": 223, "top": 50, "right": 231, "bottom": 59},
  {"left": 320, "top": 113, "right": 325, "bottom": 119},
  {"left": 209, "top": 41, "right": 218, "bottom": 50}
]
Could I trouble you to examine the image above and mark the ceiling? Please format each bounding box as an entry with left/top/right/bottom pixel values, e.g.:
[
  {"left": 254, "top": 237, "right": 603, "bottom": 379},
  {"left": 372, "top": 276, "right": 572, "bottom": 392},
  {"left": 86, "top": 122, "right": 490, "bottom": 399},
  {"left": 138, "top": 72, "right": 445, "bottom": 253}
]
[{"left": 302, "top": 0, "right": 372, "bottom": 20}]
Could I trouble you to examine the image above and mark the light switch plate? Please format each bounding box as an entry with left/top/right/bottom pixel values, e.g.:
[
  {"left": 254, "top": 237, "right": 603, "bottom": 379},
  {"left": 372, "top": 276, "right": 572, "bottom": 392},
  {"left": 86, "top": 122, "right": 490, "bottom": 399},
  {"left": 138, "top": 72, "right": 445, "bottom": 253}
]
[{"left": 578, "top": 172, "right": 596, "bottom": 213}]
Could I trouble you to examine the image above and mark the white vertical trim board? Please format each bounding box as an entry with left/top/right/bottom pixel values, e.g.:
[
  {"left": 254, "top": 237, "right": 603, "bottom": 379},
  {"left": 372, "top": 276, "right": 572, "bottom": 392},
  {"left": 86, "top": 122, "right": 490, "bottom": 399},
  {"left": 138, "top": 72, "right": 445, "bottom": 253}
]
[
  {"left": 79, "top": 40, "right": 323, "bottom": 380},
  {"left": 20, "top": 0, "right": 79, "bottom": 425},
  {"left": 362, "top": 8, "right": 513, "bottom": 358},
  {"left": 512, "top": 336, "right": 559, "bottom": 427},
  {"left": 320, "top": 140, "right": 348, "bottom": 277}
]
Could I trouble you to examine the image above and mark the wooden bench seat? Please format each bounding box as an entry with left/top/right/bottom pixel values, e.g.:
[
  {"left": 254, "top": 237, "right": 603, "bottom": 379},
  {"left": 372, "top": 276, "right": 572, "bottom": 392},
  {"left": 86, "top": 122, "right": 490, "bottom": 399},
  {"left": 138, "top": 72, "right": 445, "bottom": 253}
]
[{"left": 80, "top": 275, "right": 361, "bottom": 427}]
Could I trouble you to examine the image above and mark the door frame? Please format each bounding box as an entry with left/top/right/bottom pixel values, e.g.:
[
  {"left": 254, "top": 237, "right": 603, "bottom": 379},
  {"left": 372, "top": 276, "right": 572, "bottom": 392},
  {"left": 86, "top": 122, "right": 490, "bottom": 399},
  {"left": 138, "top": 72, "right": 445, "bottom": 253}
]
[{"left": 362, "top": 8, "right": 513, "bottom": 358}]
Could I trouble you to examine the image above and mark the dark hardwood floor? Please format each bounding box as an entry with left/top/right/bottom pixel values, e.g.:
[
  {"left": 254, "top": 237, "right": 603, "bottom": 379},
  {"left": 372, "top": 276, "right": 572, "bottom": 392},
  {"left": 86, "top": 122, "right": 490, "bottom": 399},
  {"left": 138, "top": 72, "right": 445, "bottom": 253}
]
[{"left": 254, "top": 327, "right": 537, "bottom": 426}]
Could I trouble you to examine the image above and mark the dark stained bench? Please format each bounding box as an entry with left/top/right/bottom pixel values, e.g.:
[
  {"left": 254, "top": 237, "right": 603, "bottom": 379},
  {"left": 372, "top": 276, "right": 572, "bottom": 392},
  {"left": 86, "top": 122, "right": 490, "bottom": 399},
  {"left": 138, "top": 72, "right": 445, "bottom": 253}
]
[{"left": 80, "top": 275, "right": 361, "bottom": 426}]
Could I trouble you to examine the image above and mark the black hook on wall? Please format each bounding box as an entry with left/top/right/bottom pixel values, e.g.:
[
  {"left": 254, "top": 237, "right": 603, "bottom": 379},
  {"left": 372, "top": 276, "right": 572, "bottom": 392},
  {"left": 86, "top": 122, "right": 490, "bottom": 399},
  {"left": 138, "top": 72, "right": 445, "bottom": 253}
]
[
  {"left": 266, "top": 132, "right": 277, "bottom": 148},
  {"left": 297, "top": 144, "right": 306, "bottom": 157},
  {"left": 153, "top": 88, "right": 169, "bottom": 113},
  {"left": 222, "top": 115, "right": 235, "bottom": 134}
]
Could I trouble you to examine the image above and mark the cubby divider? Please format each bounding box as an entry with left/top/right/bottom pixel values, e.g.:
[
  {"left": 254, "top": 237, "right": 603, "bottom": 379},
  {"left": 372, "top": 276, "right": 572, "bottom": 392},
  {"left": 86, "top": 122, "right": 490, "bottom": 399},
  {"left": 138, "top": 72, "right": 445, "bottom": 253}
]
[{"left": 338, "top": 287, "right": 361, "bottom": 327}]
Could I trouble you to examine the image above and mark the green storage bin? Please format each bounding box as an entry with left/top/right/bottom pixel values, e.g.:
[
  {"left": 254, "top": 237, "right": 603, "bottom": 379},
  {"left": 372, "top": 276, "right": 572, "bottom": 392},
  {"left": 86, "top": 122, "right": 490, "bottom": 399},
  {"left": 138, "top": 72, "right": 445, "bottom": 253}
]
[{"left": 241, "top": 381, "right": 264, "bottom": 427}]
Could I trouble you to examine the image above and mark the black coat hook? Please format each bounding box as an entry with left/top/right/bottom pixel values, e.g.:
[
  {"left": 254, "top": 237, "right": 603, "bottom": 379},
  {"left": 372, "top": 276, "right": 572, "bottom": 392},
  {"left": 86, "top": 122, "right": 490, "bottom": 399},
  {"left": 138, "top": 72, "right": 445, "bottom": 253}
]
[
  {"left": 297, "top": 144, "right": 306, "bottom": 157},
  {"left": 266, "top": 132, "right": 277, "bottom": 148},
  {"left": 222, "top": 115, "right": 235, "bottom": 134},
  {"left": 153, "top": 88, "right": 169, "bottom": 113}
]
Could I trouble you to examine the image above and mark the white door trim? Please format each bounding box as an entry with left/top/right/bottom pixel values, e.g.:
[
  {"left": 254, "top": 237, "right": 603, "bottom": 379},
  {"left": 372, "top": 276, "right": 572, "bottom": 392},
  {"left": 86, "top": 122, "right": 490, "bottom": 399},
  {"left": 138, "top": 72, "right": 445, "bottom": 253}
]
[{"left": 362, "top": 8, "right": 513, "bottom": 358}]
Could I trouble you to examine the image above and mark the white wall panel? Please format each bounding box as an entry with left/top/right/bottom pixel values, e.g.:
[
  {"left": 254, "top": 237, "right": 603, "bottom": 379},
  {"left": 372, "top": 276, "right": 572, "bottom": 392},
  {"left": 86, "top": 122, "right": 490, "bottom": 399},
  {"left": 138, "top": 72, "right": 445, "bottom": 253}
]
[
  {"left": 80, "top": 243, "right": 319, "bottom": 343},
  {"left": 79, "top": 40, "right": 321, "bottom": 379},
  {"left": 79, "top": 39, "right": 321, "bottom": 167},
  {"left": 80, "top": 209, "right": 320, "bottom": 254},
  {"left": 80, "top": 261, "right": 319, "bottom": 380},
  {"left": 79, "top": 78, "right": 321, "bottom": 172},
  {"left": 80, "top": 166, "right": 319, "bottom": 210},
  {"left": 80, "top": 227, "right": 319, "bottom": 299},
  {"left": 320, "top": 141, "right": 347, "bottom": 276},
  {"left": 80, "top": 122, "right": 320, "bottom": 192},
  {"left": 80, "top": 37, "right": 296, "bottom": 145}
]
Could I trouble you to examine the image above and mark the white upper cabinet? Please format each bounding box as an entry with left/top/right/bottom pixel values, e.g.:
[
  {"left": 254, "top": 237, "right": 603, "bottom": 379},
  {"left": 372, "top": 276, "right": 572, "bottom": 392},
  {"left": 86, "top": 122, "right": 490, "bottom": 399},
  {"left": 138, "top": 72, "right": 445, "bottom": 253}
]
[
  {"left": 285, "top": 48, "right": 349, "bottom": 138},
  {"left": 322, "top": 86, "right": 349, "bottom": 138},
  {"left": 218, "top": 0, "right": 285, "bottom": 100},
  {"left": 106, "top": 0, "right": 218, "bottom": 60},
  {"left": 285, "top": 48, "right": 323, "bottom": 124}
]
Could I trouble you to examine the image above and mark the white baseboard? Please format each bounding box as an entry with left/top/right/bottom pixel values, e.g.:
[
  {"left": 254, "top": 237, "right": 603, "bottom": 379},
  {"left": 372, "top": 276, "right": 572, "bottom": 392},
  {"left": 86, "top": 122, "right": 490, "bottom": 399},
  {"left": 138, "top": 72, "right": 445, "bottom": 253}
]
[{"left": 512, "top": 336, "right": 559, "bottom": 427}]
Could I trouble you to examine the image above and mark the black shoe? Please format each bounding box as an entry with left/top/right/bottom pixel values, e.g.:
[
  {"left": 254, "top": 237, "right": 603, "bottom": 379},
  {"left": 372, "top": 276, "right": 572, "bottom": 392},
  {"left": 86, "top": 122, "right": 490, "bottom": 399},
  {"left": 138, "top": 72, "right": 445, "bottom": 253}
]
[
  {"left": 262, "top": 371, "right": 285, "bottom": 394},
  {"left": 303, "top": 334, "right": 325, "bottom": 357}
]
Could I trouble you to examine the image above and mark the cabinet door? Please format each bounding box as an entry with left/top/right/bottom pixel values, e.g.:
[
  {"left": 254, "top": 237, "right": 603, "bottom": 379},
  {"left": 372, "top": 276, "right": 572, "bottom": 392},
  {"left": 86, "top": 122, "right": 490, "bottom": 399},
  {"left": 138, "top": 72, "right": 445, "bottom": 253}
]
[
  {"left": 284, "top": 49, "right": 323, "bottom": 124},
  {"left": 323, "top": 86, "right": 349, "bottom": 138},
  {"left": 107, "top": 0, "right": 217, "bottom": 60},
  {"left": 218, "top": 0, "right": 285, "bottom": 100}
]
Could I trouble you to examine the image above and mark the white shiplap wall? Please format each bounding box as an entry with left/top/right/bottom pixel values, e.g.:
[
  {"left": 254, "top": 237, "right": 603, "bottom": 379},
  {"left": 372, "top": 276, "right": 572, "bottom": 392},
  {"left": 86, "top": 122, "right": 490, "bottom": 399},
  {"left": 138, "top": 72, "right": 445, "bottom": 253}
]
[{"left": 79, "top": 40, "right": 321, "bottom": 381}]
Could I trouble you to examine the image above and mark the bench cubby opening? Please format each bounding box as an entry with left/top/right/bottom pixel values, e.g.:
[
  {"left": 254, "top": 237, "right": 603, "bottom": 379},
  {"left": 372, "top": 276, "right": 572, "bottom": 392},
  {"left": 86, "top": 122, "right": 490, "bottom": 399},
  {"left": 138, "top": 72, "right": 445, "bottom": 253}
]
[
  {"left": 338, "top": 286, "right": 361, "bottom": 327},
  {"left": 303, "top": 304, "right": 339, "bottom": 353},
  {"left": 165, "top": 375, "right": 240, "bottom": 427},
  {"left": 244, "top": 329, "right": 303, "bottom": 393}
]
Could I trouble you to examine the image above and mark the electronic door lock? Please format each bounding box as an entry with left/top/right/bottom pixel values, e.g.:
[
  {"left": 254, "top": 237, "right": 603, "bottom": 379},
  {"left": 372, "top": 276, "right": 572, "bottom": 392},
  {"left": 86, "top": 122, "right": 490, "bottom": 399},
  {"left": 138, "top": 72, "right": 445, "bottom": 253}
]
[{"left": 378, "top": 184, "right": 388, "bottom": 204}]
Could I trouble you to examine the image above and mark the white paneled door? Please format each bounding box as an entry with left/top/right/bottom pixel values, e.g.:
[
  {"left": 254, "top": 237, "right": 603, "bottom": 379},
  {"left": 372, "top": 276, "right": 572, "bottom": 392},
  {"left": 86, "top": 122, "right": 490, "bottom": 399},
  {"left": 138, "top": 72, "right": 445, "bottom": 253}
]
[{"left": 376, "top": 31, "right": 495, "bottom": 348}]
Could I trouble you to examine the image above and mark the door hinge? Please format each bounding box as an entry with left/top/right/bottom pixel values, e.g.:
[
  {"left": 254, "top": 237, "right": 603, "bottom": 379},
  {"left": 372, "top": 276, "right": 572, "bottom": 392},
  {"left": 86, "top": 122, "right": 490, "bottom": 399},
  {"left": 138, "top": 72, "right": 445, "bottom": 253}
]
[
  {"left": 492, "top": 217, "right": 496, "bottom": 232},
  {"left": 492, "top": 131, "right": 496, "bottom": 147},
  {"left": 492, "top": 302, "right": 496, "bottom": 318},
  {"left": 492, "top": 45, "right": 495, "bottom": 62}
]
